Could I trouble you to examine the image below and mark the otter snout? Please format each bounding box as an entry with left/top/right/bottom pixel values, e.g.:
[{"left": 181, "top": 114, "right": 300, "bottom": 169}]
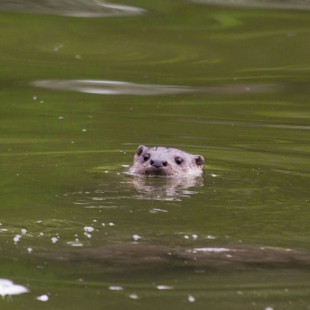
[{"left": 150, "top": 159, "right": 168, "bottom": 168}]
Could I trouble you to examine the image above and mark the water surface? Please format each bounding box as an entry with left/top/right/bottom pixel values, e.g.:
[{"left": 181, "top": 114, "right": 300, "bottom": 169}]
[{"left": 1, "top": 0, "right": 310, "bottom": 309}]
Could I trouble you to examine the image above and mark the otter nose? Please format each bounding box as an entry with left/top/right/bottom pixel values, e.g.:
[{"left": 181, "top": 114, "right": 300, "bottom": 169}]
[{"left": 150, "top": 159, "right": 167, "bottom": 168}]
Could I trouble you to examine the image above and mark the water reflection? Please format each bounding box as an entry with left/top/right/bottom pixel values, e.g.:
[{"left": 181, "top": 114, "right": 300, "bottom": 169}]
[
  {"left": 65, "top": 172, "right": 204, "bottom": 206},
  {"left": 0, "top": 0, "right": 146, "bottom": 17},
  {"left": 31, "top": 79, "right": 278, "bottom": 96},
  {"left": 190, "top": 0, "right": 310, "bottom": 10},
  {"left": 129, "top": 175, "right": 204, "bottom": 201}
]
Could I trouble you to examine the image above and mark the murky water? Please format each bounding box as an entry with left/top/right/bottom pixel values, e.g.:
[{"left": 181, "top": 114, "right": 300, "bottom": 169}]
[{"left": 1, "top": 0, "right": 310, "bottom": 309}]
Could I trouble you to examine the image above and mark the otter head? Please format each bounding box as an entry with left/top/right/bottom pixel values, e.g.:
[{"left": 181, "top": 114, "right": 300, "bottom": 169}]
[{"left": 129, "top": 145, "right": 204, "bottom": 177}]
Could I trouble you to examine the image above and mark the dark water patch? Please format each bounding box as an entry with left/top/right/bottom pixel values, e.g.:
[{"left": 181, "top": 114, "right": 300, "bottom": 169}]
[
  {"left": 41, "top": 244, "right": 310, "bottom": 270},
  {"left": 31, "top": 79, "right": 279, "bottom": 96},
  {"left": 190, "top": 0, "right": 310, "bottom": 10},
  {"left": 0, "top": 0, "right": 146, "bottom": 17}
]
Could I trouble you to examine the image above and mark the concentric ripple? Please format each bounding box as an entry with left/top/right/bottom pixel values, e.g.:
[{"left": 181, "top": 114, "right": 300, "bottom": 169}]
[
  {"left": 0, "top": 0, "right": 146, "bottom": 17},
  {"left": 190, "top": 0, "right": 310, "bottom": 10},
  {"left": 31, "top": 79, "right": 279, "bottom": 96}
]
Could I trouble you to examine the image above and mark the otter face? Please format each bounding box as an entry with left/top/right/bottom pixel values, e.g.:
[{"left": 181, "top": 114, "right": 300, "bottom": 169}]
[{"left": 129, "top": 145, "right": 204, "bottom": 177}]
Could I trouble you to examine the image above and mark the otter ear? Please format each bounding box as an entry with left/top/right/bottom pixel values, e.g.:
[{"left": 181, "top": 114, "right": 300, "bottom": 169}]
[
  {"left": 194, "top": 155, "right": 204, "bottom": 166},
  {"left": 136, "top": 145, "right": 147, "bottom": 156}
]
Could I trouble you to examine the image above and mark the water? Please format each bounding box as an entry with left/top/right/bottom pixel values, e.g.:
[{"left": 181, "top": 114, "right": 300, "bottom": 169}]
[{"left": 1, "top": 0, "right": 310, "bottom": 309}]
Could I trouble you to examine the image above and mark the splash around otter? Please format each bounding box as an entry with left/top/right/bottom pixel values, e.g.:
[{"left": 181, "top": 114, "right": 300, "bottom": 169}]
[{"left": 129, "top": 145, "right": 204, "bottom": 177}]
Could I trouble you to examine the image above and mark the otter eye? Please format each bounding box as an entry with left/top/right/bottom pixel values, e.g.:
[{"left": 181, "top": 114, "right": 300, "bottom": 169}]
[
  {"left": 175, "top": 157, "right": 183, "bottom": 165},
  {"left": 143, "top": 153, "right": 150, "bottom": 161}
]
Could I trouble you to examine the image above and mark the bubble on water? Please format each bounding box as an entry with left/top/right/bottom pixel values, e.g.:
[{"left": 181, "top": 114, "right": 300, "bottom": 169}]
[
  {"left": 33, "top": 96, "right": 37, "bottom": 100},
  {"left": 129, "top": 293, "right": 139, "bottom": 299},
  {"left": 0, "top": 279, "right": 29, "bottom": 297},
  {"left": 156, "top": 285, "right": 174, "bottom": 290},
  {"left": 36, "top": 294, "right": 49, "bottom": 302},
  {"left": 188, "top": 295, "right": 196, "bottom": 303},
  {"left": 67, "top": 241, "right": 83, "bottom": 247},
  {"left": 211, "top": 174, "right": 217, "bottom": 177},
  {"left": 51, "top": 237, "right": 59, "bottom": 244},
  {"left": 13, "top": 234, "right": 21, "bottom": 245},
  {"left": 132, "top": 234, "right": 141, "bottom": 241},
  {"left": 265, "top": 307, "right": 274, "bottom": 310},
  {"left": 84, "top": 232, "right": 92, "bottom": 238},
  {"left": 184, "top": 235, "right": 190, "bottom": 239},
  {"left": 109, "top": 286, "right": 124, "bottom": 291},
  {"left": 84, "top": 226, "right": 94, "bottom": 232},
  {"left": 109, "top": 222, "right": 115, "bottom": 226},
  {"left": 82, "top": 128, "right": 87, "bottom": 132},
  {"left": 21, "top": 228, "right": 27, "bottom": 235},
  {"left": 206, "top": 235, "right": 216, "bottom": 239},
  {"left": 192, "top": 234, "right": 198, "bottom": 240},
  {"left": 58, "top": 116, "right": 64, "bottom": 120},
  {"left": 27, "top": 248, "right": 33, "bottom": 254}
]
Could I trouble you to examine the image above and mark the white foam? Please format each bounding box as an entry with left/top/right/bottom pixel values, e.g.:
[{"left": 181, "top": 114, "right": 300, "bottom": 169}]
[
  {"left": 0, "top": 279, "right": 29, "bottom": 297},
  {"left": 84, "top": 226, "right": 94, "bottom": 232},
  {"left": 51, "top": 237, "right": 59, "bottom": 244},
  {"left": 36, "top": 294, "right": 49, "bottom": 302},
  {"left": 132, "top": 234, "right": 141, "bottom": 241},
  {"left": 13, "top": 235, "right": 21, "bottom": 245},
  {"left": 188, "top": 295, "right": 196, "bottom": 302}
]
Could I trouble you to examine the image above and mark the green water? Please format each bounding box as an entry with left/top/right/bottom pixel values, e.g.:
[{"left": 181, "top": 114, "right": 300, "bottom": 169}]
[{"left": 1, "top": 0, "right": 310, "bottom": 309}]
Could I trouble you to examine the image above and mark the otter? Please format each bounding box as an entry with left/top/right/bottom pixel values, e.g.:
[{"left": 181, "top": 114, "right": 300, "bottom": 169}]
[{"left": 129, "top": 145, "right": 204, "bottom": 176}]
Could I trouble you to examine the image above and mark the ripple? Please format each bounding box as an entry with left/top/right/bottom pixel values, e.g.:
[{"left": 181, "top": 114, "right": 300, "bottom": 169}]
[
  {"left": 0, "top": 0, "right": 146, "bottom": 17},
  {"left": 180, "top": 119, "right": 310, "bottom": 131},
  {"left": 190, "top": 0, "right": 310, "bottom": 10},
  {"left": 31, "top": 79, "right": 279, "bottom": 96},
  {"left": 32, "top": 79, "right": 193, "bottom": 96}
]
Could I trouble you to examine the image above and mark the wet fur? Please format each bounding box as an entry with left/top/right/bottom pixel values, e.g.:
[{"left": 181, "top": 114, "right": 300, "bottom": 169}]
[{"left": 129, "top": 145, "right": 204, "bottom": 177}]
